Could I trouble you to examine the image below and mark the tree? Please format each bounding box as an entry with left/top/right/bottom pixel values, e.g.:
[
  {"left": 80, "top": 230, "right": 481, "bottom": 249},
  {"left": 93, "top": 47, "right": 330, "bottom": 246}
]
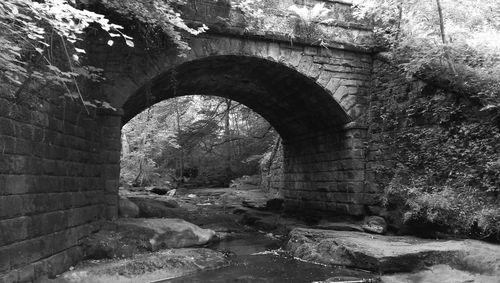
[
  {"left": 352, "top": 0, "right": 500, "bottom": 111},
  {"left": 0, "top": 0, "right": 208, "bottom": 109}
]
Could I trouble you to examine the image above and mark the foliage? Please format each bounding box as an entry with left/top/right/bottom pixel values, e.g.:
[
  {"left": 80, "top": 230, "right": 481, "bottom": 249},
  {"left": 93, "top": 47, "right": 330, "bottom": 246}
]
[
  {"left": 0, "top": 0, "right": 130, "bottom": 108},
  {"left": 233, "top": 0, "right": 265, "bottom": 30},
  {"left": 0, "top": 0, "right": 208, "bottom": 109},
  {"left": 384, "top": 180, "right": 499, "bottom": 240},
  {"left": 353, "top": 0, "right": 500, "bottom": 112},
  {"left": 288, "top": 3, "right": 329, "bottom": 40},
  {"left": 358, "top": 0, "right": 500, "bottom": 240},
  {"left": 121, "top": 95, "right": 278, "bottom": 187},
  {"left": 374, "top": 83, "right": 500, "bottom": 239},
  {"left": 288, "top": 3, "right": 329, "bottom": 25},
  {"left": 97, "top": 0, "right": 208, "bottom": 53}
]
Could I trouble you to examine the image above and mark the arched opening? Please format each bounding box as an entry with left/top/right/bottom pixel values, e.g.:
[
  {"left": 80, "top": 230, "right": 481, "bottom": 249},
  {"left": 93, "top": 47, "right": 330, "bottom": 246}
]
[
  {"left": 122, "top": 55, "right": 350, "bottom": 139},
  {"left": 121, "top": 95, "right": 280, "bottom": 190},
  {"left": 119, "top": 55, "right": 367, "bottom": 216}
]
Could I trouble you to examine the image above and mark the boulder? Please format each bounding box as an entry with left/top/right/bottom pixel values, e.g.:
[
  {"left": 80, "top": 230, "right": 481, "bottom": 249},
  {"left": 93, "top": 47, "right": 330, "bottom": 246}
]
[
  {"left": 58, "top": 248, "right": 228, "bottom": 283},
  {"left": 118, "top": 197, "right": 139, "bottom": 218},
  {"left": 128, "top": 197, "right": 183, "bottom": 219},
  {"left": 361, "top": 216, "right": 387, "bottom": 234},
  {"left": 381, "top": 264, "right": 500, "bottom": 283},
  {"left": 286, "top": 228, "right": 500, "bottom": 274},
  {"left": 84, "top": 218, "right": 216, "bottom": 259}
]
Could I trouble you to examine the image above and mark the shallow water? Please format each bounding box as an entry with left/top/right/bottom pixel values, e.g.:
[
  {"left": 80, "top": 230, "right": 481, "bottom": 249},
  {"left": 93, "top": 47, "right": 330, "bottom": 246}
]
[{"left": 163, "top": 232, "right": 375, "bottom": 283}]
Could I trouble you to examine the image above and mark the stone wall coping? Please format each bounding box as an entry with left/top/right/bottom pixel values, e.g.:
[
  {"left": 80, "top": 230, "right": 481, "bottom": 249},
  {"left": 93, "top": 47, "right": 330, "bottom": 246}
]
[{"left": 191, "top": 22, "right": 374, "bottom": 53}]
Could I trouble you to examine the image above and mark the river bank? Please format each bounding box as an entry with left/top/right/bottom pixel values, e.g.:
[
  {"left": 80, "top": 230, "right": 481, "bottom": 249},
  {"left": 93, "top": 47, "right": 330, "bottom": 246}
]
[{"left": 46, "top": 184, "right": 500, "bottom": 282}]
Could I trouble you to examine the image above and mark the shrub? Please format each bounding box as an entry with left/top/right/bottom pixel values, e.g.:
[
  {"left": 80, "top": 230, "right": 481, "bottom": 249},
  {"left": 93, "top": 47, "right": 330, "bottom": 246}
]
[{"left": 383, "top": 172, "right": 500, "bottom": 239}]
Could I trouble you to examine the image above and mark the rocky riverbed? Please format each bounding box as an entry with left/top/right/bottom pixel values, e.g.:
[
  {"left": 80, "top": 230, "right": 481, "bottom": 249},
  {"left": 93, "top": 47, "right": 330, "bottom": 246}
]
[{"left": 48, "top": 184, "right": 500, "bottom": 282}]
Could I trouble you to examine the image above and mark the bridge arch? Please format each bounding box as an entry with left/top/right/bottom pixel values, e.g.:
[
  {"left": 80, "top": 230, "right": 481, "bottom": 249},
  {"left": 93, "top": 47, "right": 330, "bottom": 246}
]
[
  {"left": 0, "top": 2, "right": 380, "bottom": 280},
  {"left": 122, "top": 55, "right": 350, "bottom": 138},
  {"left": 109, "top": 51, "right": 372, "bottom": 216},
  {"left": 92, "top": 35, "right": 371, "bottom": 123}
]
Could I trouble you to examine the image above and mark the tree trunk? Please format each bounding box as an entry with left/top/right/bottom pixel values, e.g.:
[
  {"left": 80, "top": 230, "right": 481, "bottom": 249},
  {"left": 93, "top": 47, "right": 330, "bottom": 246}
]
[
  {"left": 266, "top": 137, "right": 281, "bottom": 192},
  {"left": 224, "top": 99, "right": 232, "bottom": 182},
  {"left": 395, "top": 2, "right": 403, "bottom": 42},
  {"left": 435, "top": 0, "right": 457, "bottom": 74},
  {"left": 174, "top": 98, "right": 184, "bottom": 179}
]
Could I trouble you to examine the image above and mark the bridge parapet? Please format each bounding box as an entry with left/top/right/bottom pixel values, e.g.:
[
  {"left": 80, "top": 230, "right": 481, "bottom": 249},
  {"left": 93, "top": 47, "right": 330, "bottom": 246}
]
[{"left": 181, "top": 0, "right": 373, "bottom": 50}]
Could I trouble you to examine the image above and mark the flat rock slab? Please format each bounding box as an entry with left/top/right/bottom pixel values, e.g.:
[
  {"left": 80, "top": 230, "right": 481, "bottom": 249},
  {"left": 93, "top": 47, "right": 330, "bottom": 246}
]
[
  {"left": 381, "top": 264, "right": 500, "bottom": 283},
  {"left": 84, "top": 218, "right": 216, "bottom": 259},
  {"left": 314, "top": 221, "right": 364, "bottom": 232},
  {"left": 53, "top": 248, "right": 228, "bottom": 283},
  {"left": 286, "top": 228, "right": 500, "bottom": 274}
]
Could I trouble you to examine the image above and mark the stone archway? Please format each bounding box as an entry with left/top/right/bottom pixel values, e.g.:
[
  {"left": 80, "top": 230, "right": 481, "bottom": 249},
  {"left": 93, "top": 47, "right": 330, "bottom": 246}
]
[{"left": 113, "top": 54, "right": 371, "bottom": 217}]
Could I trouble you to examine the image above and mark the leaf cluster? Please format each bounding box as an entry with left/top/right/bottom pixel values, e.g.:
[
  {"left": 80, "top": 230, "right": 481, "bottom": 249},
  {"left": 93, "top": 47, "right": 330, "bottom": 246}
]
[{"left": 0, "top": 0, "right": 127, "bottom": 103}]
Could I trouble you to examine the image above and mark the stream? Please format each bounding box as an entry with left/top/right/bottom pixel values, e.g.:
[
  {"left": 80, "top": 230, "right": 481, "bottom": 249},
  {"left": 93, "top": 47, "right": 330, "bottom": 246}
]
[{"left": 162, "top": 231, "right": 375, "bottom": 283}]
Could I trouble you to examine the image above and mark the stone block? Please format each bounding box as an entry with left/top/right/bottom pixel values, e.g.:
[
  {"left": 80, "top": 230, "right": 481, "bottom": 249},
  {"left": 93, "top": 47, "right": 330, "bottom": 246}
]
[
  {"left": 363, "top": 193, "right": 381, "bottom": 205},
  {"left": 0, "top": 246, "right": 10, "bottom": 273},
  {"left": 5, "top": 156, "right": 29, "bottom": 175},
  {"left": 9, "top": 241, "right": 30, "bottom": 268},
  {"left": 337, "top": 203, "right": 364, "bottom": 215},
  {"left": 0, "top": 217, "right": 29, "bottom": 246},
  {"left": 44, "top": 250, "right": 70, "bottom": 278},
  {"left": 325, "top": 78, "right": 342, "bottom": 95},
  {"left": 337, "top": 182, "right": 364, "bottom": 193},
  {"left": 313, "top": 56, "right": 331, "bottom": 64},
  {"left": 0, "top": 136, "right": 16, "bottom": 155},
  {"left": 306, "top": 63, "right": 322, "bottom": 79},
  {"left": 105, "top": 179, "right": 119, "bottom": 191},
  {"left": 316, "top": 70, "right": 333, "bottom": 88},
  {"left": 40, "top": 211, "right": 67, "bottom": 235},
  {"left": 0, "top": 195, "right": 23, "bottom": 220},
  {"left": 106, "top": 205, "right": 118, "bottom": 220},
  {"left": 31, "top": 111, "right": 49, "bottom": 128},
  {"left": 0, "top": 118, "right": 15, "bottom": 136}
]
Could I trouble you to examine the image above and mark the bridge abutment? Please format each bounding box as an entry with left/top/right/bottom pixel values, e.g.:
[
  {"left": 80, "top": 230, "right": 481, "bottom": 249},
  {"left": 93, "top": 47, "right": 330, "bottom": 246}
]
[
  {"left": 280, "top": 124, "right": 376, "bottom": 217},
  {"left": 0, "top": 95, "right": 111, "bottom": 281}
]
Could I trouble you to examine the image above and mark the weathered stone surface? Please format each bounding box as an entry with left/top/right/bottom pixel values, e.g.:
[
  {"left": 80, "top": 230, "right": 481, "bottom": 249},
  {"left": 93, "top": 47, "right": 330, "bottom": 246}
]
[
  {"left": 314, "top": 221, "right": 364, "bottom": 232},
  {"left": 381, "top": 264, "right": 499, "bottom": 283},
  {"left": 286, "top": 228, "right": 500, "bottom": 274},
  {"left": 83, "top": 219, "right": 216, "bottom": 259},
  {"left": 118, "top": 197, "right": 139, "bottom": 218},
  {"left": 54, "top": 248, "right": 228, "bottom": 283}
]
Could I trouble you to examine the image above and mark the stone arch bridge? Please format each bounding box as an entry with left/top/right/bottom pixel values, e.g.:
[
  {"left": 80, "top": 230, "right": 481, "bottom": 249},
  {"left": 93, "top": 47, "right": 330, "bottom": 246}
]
[{"left": 0, "top": 0, "right": 393, "bottom": 281}]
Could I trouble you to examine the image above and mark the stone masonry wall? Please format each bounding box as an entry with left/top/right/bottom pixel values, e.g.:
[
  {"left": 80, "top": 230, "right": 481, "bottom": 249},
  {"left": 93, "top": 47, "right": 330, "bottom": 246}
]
[
  {"left": 0, "top": 95, "right": 113, "bottom": 282},
  {"left": 282, "top": 123, "right": 379, "bottom": 217}
]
